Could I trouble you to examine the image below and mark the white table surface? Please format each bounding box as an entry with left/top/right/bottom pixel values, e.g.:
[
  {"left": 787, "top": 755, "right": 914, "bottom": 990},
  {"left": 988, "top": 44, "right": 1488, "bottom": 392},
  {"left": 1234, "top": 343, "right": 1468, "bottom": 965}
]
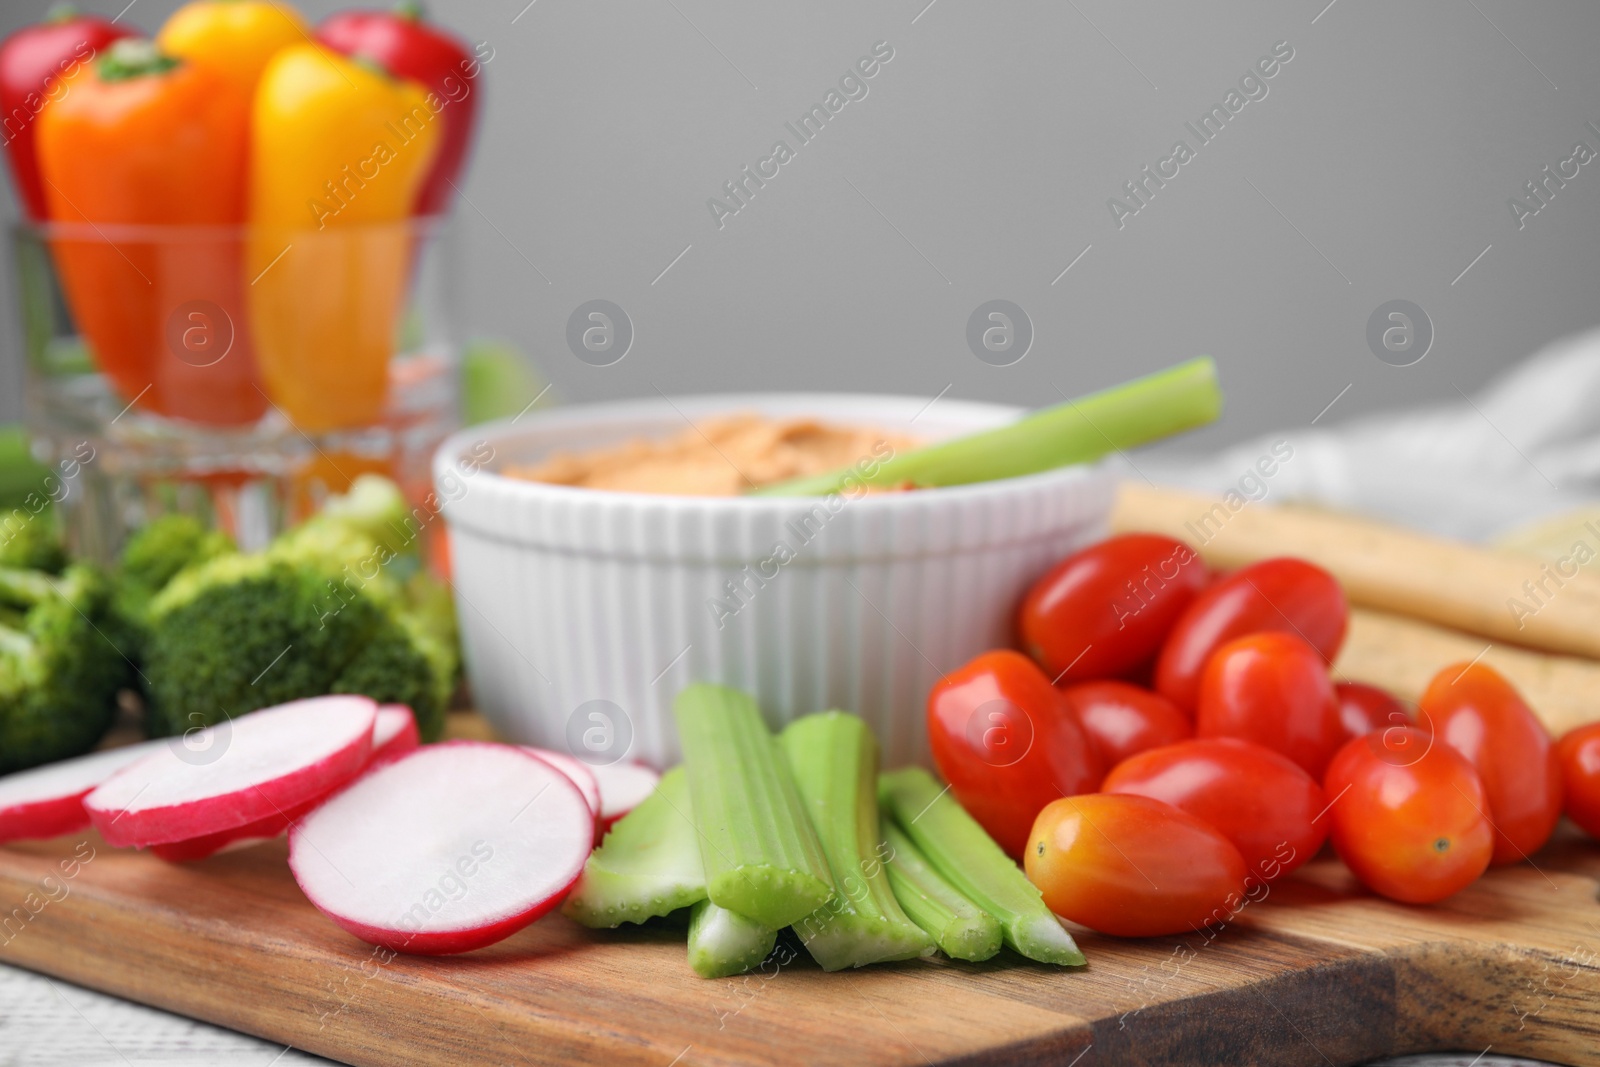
[{"left": 0, "top": 961, "right": 1565, "bottom": 1067}]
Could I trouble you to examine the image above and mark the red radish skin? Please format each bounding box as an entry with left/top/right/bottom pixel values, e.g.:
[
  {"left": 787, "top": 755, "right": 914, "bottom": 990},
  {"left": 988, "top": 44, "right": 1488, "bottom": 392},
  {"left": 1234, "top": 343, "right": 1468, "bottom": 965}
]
[
  {"left": 522, "top": 747, "right": 602, "bottom": 841},
  {"left": 590, "top": 761, "right": 661, "bottom": 833},
  {"left": 0, "top": 741, "right": 169, "bottom": 843},
  {"left": 372, "top": 705, "right": 422, "bottom": 766},
  {"left": 150, "top": 794, "right": 326, "bottom": 863},
  {"left": 289, "top": 742, "right": 593, "bottom": 955},
  {"left": 86, "top": 696, "right": 377, "bottom": 848}
]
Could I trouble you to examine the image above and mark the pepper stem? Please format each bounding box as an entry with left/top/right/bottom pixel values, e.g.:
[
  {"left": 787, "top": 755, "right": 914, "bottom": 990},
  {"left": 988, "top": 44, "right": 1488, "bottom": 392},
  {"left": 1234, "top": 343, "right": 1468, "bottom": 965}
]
[
  {"left": 46, "top": 4, "right": 80, "bottom": 24},
  {"left": 97, "top": 39, "right": 180, "bottom": 82},
  {"left": 394, "top": 0, "right": 426, "bottom": 20}
]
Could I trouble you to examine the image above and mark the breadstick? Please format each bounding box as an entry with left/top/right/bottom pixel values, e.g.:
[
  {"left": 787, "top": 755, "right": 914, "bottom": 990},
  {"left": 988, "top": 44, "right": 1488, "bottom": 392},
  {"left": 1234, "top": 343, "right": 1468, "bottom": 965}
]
[
  {"left": 1112, "top": 482, "right": 1600, "bottom": 660},
  {"left": 1336, "top": 608, "right": 1600, "bottom": 736}
]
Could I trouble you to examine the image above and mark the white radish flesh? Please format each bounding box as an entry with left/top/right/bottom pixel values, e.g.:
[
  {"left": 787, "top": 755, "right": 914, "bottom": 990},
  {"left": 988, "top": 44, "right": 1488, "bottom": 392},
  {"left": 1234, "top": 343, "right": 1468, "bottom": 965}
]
[
  {"left": 289, "top": 742, "right": 593, "bottom": 955},
  {"left": 86, "top": 695, "right": 377, "bottom": 848},
  {"left": 0, "top": 741, "right": 169, "bottom": 843},
  {"left": 591, "top": 761, "right": 661, "bottom": 833},
  {"left": 522, "top": 747, "right": 601, "bottom": 840}
]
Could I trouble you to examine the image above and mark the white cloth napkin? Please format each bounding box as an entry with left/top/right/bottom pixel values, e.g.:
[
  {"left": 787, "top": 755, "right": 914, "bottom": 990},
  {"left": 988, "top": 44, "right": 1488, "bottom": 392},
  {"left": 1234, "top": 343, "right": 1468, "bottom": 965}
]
[{"left": 1141, "top": 326, "right": 1600, "bottom": 544}]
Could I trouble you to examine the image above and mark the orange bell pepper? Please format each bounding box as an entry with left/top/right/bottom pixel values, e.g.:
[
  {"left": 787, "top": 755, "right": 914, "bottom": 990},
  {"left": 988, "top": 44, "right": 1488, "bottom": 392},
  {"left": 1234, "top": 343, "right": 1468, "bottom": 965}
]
[
  {"left": 35, "top": 38, "right": 265, "bottom": 426},
  {"left": 247, "top": 44, "right": 440, "bottom": 433},
  {"left": 156, "top": 0, "right": 308, "bottom": 99}
]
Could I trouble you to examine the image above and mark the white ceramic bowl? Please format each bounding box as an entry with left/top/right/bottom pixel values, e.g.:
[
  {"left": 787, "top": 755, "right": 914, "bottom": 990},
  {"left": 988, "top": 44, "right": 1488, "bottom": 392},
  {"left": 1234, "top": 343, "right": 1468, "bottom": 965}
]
[{"left": 433, "top": 394, "right": 1116, "bottom": 769}]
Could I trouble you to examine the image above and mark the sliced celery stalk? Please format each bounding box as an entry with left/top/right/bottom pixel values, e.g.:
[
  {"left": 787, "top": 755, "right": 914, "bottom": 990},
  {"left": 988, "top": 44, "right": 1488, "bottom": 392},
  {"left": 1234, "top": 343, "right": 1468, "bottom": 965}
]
[
  {"left": 880, "top": 768, "right": 1085, "bottom": 967},
  {"left": 673, "top": 683, "right": 834, "bottom": 929},
  {"left": 779, "top": 713, "right": 935, "bottom": 970},
  {"left": 687, "top": 900, "right": 779, "bottom": 979},
  {"left": 880, "top": 819, "right": 1002, "bottom": 962},
  {"left": 752, "top": 356, "right": 1221, "bottom": 496},
  {"left": 563, "top": 767, "right": 707, "bottom": 928}
]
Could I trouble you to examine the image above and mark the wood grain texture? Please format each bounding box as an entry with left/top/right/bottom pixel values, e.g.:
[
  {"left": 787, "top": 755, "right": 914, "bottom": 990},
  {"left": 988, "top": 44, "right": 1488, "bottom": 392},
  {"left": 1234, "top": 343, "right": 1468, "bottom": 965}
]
[
  {"left": 4, "top": 823, "right": 1600, "bottom": 1066},
  {"left": 1110, "top": 482, "right": 1600, "bottom": 660}
]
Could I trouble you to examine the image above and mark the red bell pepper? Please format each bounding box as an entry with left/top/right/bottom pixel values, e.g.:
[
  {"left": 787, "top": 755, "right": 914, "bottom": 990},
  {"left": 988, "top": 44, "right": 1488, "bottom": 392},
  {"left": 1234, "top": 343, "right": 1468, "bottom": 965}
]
[
  {"left": 0, "top": 6, "right": 132, "bottom": 220},
  {"left": 315, "top": 2, "right": 483, "bottom": 217}
]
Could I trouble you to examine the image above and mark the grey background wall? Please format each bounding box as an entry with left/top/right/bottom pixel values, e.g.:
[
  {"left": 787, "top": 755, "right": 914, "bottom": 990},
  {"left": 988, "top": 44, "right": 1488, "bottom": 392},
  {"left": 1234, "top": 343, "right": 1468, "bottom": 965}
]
[{"left": 2, "top": 0, "right": 1597, "bottom": 455}]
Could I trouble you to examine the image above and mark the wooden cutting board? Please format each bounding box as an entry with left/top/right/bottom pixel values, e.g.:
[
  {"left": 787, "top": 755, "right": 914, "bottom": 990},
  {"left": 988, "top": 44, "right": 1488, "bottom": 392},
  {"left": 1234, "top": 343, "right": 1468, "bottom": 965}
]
[{"left": 4, "top": 715, "right": 1600, "bottom": 1067}]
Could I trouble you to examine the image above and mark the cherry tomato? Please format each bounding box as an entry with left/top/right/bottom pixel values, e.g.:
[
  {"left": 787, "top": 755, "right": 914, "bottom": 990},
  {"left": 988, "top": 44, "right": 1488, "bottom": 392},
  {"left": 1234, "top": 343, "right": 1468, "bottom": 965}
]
[
  {"left": 1323, "top": 728, "right": 1492, "bottom": 903},
  {"left": 1059, "top": 681, "right": 1192, "bottom": 769},
  {"left": 1420, "top": 662, "right": 1561, "bottom": 866},
  {"left": 1026, "top": 793, "right": 1247, "bottom": 937},
  {"left": 1102, "top": 737, "right": 1326, "bottom": 882},
  {"left": 1556, "top": 723, "right": 1600, "bottom": 839},
  {"left": 1018, "top": 534, "right": 1207, "bottom": 684},
  {"left": 927, "top": 650, "right": 1102, "bottom": 859},
  {"left": 1335, "top": 681, "right": 1409, "bottom": 742},
  {"left": 1154, "top": 557, "right": 1348, "bottom": 712},
  {"left": 1195, "top": 632, "right": 1344, "bottom": 778}
]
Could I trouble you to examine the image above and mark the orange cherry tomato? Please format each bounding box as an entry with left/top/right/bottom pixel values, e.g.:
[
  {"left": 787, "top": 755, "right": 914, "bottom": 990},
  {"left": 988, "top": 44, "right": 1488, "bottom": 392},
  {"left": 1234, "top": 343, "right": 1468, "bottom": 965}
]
[
  {"left": 1323, "top": 728, "right": 1493, "bottom": 903},
  {"left": 1556, "top": 722, "right": 1600, "bottom": 839},
  {"left": 927, "top": 650, "right": 1102, "bottom": 859},
  {"left": 1420, "top": 662, "right": 1561, "bottom": 866},
  {"left": 1195, "top": 632, "right": 1344, "bottom": 778},
  {"left": 1017, "top": 534, "right": 1207, "bottom": 684},
  {"left": 1026, "top": 793, "right": 1248, "bottom": 937},
  {"left": 1155, "top": 557, "right": 1347, "bottom": 713},
  {"left": 1059, "top": 680, "right": 1192, "bottom": 769},
  {"left": 1102, "top": 737, "right": 1326, "bottom": 883},
  {"left": 1335, "top": 681, "right": 1409, "bottom": 742}
]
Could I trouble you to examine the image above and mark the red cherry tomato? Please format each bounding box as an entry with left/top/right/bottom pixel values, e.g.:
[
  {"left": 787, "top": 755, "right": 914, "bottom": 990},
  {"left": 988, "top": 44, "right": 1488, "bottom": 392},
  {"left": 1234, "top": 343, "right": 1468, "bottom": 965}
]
[
  {"left": 1026, "top": 793, "right": 1248, "bottom": 937},
  {"left": 1323, "top": 728, "right": 1492, "bottom": 903},
  {"left": 1419, "top": 662, "right": 1561, "bottom": 866},
  {"left": 1018, "top": 534, "right": 1207, "bottom": 684},
  {"left": 1154, "top": 558, "right": 1348, "bottom": 712},
  {"left": 1195, "top": 632, "right": 1344, "bottom": 778},
  {"left": 1556, "top": 723, "right": 1600, "bottom": 839},
  {"left": 1335, "top": 681, "right": 1409, "bottom": 742},
  {"left": 1059, "top": 681, "right": 1192, "bottom": 769},
  {"left": 927, "top": 650, "right": 1102, "bottom": 859},
  {"left": 1102, "top": 737, "right": 1326, "bottom": 883}
]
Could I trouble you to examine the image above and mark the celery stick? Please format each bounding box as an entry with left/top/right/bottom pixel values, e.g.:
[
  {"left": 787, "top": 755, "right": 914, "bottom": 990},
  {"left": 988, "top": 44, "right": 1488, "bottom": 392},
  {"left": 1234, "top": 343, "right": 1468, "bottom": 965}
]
[
  {"left": 880, "top": 768, "right": 1085, "bottom": 967},
  {"left": 673, "top": 684, "right": 834, "bottom": 929},
  {"left": 753, "top": 356, "right": 1221, "bottom": 496},
  {"left": 563, "top": 767, "right": 707, "bottom": 928},
  {"left": 779, "top": 713, "right": 935, "bottom": 970},
  {"left": 880, "top": 819, "right": 1002, "bottom": 962},
  {"left": 687, "top": 900, "right": 779, "bottom": 979}
]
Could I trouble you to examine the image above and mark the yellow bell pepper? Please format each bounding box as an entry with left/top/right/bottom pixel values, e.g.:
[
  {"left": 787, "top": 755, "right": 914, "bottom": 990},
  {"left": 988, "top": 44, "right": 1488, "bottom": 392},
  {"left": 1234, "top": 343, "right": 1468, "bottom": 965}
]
[
  {"left": 156, "top": 0, "right": 309, "bottom": 99},
  {"left": 247, "top": 44, "right": 440, "bottom": 433}
]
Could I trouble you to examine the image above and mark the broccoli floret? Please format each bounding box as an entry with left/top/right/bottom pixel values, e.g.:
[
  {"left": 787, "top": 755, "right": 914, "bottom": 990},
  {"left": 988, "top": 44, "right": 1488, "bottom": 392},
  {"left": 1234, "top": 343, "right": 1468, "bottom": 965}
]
[
  {"left": 140, "top": 478, "right": 457, "bottom": 741},
  {"left": 0, "top": 514, "right": 67, "bottom": 574},
  {"left": 0, "top": 563, "right": 133, "bottom": 773},
  {"left": 111, "top": 515, "right": 235, "bottom": 644}
]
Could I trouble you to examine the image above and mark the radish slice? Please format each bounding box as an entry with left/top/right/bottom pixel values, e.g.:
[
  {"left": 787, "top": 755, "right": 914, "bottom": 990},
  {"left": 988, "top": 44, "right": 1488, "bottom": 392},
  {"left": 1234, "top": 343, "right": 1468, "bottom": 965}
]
[
  {"left": 591, "top": 761, "right": 662, "bottom": 833},
  {"left": 289, "top": 742, "right": 592, "bottom": 955},
  {"left": 86, "top": 695, "right": 377, "bottom": 849},
  {"left": 522, "top": 747, "right": 601, "bottom": 816},
  {"left": 0, "top": 741, "right": 170, "bottom": 844},
  {"left": 372, "top": 705, "right": 421, "bottom": 766},
  {"left": 150, "top": 793, "right": 326, "bottom": 864}
]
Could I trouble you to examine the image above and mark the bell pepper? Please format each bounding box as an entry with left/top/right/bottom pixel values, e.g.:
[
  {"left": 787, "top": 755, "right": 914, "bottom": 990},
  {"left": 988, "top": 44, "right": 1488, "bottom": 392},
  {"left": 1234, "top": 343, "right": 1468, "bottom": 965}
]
[
  {"left": 247, "top": 44, "right": 440, "bottom": 432},
  {"left": 0, "top": 5, "right": 132, "bottom": 221},
  {"left": 315, "top": 2, "right": 482, "bottom": 217},
  {"left": 35, "top": 38, "right": 266, "bottom": 426},
  {"left": 156, "top": 0, "right": 309, "bottom": 99}
]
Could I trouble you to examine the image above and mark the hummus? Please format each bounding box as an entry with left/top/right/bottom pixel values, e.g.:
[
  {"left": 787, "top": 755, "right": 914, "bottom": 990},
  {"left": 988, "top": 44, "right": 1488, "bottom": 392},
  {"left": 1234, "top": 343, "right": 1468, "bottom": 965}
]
[{"left": 504, "top": 414, "right": 918, "bottom": 496}]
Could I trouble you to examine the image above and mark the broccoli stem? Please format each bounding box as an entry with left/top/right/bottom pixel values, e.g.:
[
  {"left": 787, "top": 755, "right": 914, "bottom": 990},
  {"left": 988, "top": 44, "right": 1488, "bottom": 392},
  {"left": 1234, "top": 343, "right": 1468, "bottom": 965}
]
[
  {"left": 879, "top": 768, "right": 1085, "bottom": 967},
  {"left": 880, "top": 819, "right": 1002, "bottom": 962},
  {"left": 687, "top": 900, "right": 778, "bottom": 979},
  {"left": 780, "top": 713, "right": 933, "bottom": 970},
  {"left": 673, "top": 684, "right": 833, "bottom": 929},
  {"left": 563, "top": 767, "right": 708, "bottom": 928}
]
